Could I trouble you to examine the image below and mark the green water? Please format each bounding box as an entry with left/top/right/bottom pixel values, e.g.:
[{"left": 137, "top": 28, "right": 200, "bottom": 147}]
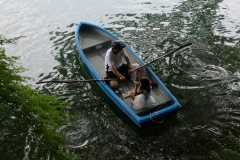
[{"left": 1, "top": 0, "right": 240, "bottom": 159}]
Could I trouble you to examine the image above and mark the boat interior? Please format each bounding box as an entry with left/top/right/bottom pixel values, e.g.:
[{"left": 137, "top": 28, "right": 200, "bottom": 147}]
[{"left": 78, "top": 25, "right": 174, "bottom": 116}]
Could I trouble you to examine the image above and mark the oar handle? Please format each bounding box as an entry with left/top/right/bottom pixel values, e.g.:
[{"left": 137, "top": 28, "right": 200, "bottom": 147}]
[
  {"left": 36, "top": 78, "right": 119, "bottom": 84},
  {"left": 132, "top": 43, "right": 192, "bottom": 72}
]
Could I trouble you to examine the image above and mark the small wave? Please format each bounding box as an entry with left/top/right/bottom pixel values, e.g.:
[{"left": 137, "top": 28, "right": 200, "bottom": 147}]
[
  {"left": 186, "top": 65, "right": 229, "bottom": 81},
  {"left": 66, "top": 140, "right": 89, "bottom": 149},
  {"left": 228, "top": 82, "right": 240, "bottom": 91},
  {"left": 233, "top": 71, "right": 240, "bottom": 78},
  {"left": 171, "top": 83, "right": 205, "bottom": 89}
]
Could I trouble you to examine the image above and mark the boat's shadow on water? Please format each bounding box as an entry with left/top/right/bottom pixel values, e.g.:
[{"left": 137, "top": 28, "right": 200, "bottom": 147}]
[
  {"left": 134, "top": 116, "right": 181, "bottom": 136},
  {"left": 113, "top": 106, "right": 181, "bottom": 136}
]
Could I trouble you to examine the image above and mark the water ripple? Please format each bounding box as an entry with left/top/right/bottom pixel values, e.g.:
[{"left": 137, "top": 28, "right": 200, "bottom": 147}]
[
  {"left": 194, "top": 65, "right": 229, "bottom": 81},
  {"left": 2, "top": 0, "right": 240, "bottom": 159}
]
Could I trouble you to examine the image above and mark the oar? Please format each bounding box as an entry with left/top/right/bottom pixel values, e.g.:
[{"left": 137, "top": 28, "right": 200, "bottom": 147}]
[
  {"left": 132, "top": 43, "right": 192, "bottom": 72},
  {"left": 36, "top": 78, "right": 118, "bottom": 84}
]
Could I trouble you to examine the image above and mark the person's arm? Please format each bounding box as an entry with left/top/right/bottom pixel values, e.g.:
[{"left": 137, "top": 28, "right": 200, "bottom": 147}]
[
  {"left": 133, "top": 81, "right": 142, "bottom": 96},
  {"left": 125, "top": 56, "right": 133, "bottom": 74},
  {"left": 105, "top": 50, "right": 125, "bottom": 80},
  {"left": 110, "top": 66, "right": 125, "bottom": 81}
]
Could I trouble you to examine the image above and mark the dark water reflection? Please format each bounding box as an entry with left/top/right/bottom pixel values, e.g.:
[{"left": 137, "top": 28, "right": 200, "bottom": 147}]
[{"left": 2, "top": 0, "right": 240, "bottom": 159}]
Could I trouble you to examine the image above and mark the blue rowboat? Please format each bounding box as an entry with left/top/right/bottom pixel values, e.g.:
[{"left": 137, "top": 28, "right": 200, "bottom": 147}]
[{"left": 75, "top": 22, "right": 181, "bottom": 127}]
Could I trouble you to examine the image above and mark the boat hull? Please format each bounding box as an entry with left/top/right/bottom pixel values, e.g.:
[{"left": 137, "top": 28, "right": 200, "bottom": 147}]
[{"left": 75, "top": 22, "right": 181, "bottom": 127}]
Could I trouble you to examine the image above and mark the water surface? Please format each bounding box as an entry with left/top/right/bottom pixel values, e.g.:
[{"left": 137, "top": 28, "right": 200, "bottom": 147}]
[{"left": 1, "top": 0, "right": 240, "bottom": 159}]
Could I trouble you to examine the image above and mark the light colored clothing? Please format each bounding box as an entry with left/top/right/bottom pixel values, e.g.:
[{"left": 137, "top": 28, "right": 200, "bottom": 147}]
[
  {"left": 105, "top": 47, "right": 128, "bottom": 72},
  {"left": 105, "top": 47, "right": 139, "bottom": 81},
  {"left": 132, "top": 91, "right": 157, "bottom": 110},
  {"left": 130, "top": 63, "right": 139, "bottom": 81}
]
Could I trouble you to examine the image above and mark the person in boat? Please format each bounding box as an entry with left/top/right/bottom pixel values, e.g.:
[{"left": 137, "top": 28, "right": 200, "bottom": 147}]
[
  {"left": 130, "top": 77, "right": 157, "bottom": 110},
  {"left": 105, "top": 40, "right": 146, "bottom": 90}
]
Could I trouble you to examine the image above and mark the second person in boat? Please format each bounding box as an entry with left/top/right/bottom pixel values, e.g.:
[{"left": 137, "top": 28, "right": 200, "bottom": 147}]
[{"left": 130, "top": 77, "right": 157, "bottom": 110}]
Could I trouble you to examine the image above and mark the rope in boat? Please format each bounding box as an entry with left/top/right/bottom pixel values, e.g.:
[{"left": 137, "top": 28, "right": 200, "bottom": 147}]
[
  {"left": 150, "top": 103, "right": 167, "bottom": 123},
  {"left": 150, "top": 113, "right": 163, "bottom": 124}
]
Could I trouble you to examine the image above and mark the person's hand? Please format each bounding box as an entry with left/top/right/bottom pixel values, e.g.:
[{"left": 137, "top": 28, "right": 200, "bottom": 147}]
[
  {"left": 128, "top": 68, "right": 133, "bottom": 74},
  {"left": 119, "top": 75, "right": 126, "bottom": 81},
  {"left": 133, "top": 81, "right": 140, "bottom": 86}
]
